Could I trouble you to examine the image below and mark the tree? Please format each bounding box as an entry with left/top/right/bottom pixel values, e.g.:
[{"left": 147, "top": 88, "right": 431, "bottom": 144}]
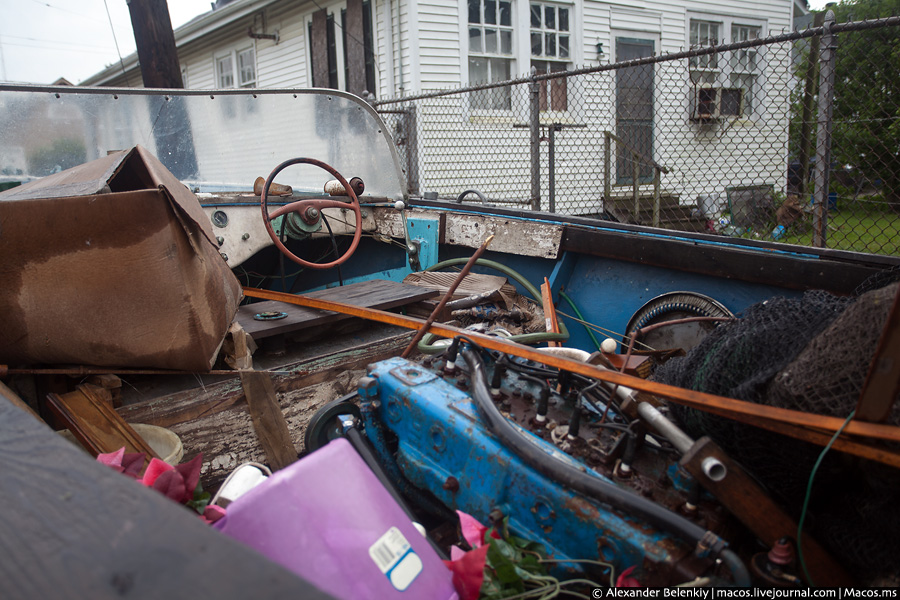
[{"left": 829, "top": 0, "right": 900, "bottom": 210}]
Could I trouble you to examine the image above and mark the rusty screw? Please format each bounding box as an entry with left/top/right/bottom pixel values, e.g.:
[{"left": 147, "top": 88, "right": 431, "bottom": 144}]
[{"left": 442, "top": 476, "right": 460, "bottom": 493}]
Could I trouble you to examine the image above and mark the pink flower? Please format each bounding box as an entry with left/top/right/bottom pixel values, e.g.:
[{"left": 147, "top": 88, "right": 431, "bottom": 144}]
[
  {"left": 96, "top": 447, "right": 145, "bottom": 479},
  {"left": 443, "top": 544, "right": 489, "bottom": 600},
  {"left": 616, "top": 565, "right": 641, "bottom": 587},
  {"left": 140, "top": 454, "right": 203, "bottom": 504}
]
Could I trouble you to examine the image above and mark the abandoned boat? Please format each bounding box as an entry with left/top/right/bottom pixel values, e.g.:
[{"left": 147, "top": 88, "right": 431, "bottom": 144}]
[{"left": 1, "top": 84, "right": 899, "bottom": 597}]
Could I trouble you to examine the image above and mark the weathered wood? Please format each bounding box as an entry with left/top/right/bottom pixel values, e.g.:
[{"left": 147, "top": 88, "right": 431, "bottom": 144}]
[
  {"left": 241, "top": 371, "right": 298, "bottom": 471},
  {"left": 118, "top": 332, "right": 412, "bottom": 488},
  {"left": 237, "top": 279, "right": 437, "bottom": 340},
  {"left": 681, "top": 436, "right": 855, "bottom": 586},
  {"left": 0, "top": 397, "right": 332, "bottom": 600},
  {"left": 855, "top": 284, "right": 900, "bottom": 422},
  {"left": 126, "top": 0, "right": 184, "bottom": 88},
  {"left": 0, "top": 379, "right": 40, "bottom": 421},
  {"left": 47, "top": 385, "right": 159, "bottom": 468}
]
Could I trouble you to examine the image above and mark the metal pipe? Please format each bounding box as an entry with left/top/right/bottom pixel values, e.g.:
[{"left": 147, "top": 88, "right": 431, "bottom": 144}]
[
  {"left": 529, "top": 66, "right": 541, "bottom": 211},
  {"left": 812, "top": 11, "right": 837, "bottom": 248},
  {"left": 636, "top": 402, "right": 695, "bottom": 454}
]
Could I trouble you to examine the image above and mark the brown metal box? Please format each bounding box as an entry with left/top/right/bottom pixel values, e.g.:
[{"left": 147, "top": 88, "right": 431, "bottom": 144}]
[{"left": 0, "top": 145, "right": 242, "bottom": 371}]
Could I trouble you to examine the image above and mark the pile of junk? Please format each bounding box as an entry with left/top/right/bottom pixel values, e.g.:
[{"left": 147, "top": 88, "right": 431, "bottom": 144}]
[{"left": 2, "top": 145, "right": 900, "bottom": 599}]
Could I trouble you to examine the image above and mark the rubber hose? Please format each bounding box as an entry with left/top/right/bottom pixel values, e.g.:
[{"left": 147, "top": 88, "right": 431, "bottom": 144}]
[
  {"left": 418, "top": 258, "right": 569, "bottom": 353},
  {"left": 720, "top": 549, "right": 752, "bottom": 588},
  {"left": 461, "top": 347, "right": 749, "bottom": 586},
  {"left": 558, "top": 289, "right": 603, "bottom": 352}
]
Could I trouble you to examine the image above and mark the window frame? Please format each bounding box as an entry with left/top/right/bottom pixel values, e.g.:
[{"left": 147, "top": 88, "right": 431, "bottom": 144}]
[
  {"left": 686, "top": 13, "right": 766, "bottom": 121},
  {"left": 214, "top": 45, "right": 257, "bottom": 89},
  {"left": 462, "top": 0, "right": 577, "bottom": 116}
]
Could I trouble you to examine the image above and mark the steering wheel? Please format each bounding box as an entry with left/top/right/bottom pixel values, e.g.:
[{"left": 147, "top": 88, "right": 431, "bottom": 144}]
[{"left": 260, "top": 157, "right": 362, "bottom": 269}]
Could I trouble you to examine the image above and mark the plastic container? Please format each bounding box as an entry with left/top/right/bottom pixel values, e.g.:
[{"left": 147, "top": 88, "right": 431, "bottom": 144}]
[{"left": 214, "top": 438, "right": 458, "bottom": 600}]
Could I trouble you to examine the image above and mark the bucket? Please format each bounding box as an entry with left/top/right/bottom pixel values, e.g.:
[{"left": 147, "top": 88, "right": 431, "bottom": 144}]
[{"left": 59, "top": 423, "right": 183, "bottom": 465}]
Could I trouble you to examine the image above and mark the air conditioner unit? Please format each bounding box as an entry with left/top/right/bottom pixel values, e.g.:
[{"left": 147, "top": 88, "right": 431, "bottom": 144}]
[{"left": 692, "top": 87, "right": 744, "bottom": 121}]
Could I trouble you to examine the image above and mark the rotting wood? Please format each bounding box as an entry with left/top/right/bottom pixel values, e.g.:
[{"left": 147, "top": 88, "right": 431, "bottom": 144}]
[
  {"left": 118, "top": 332, "right": 412, "bottom": 489},
  {"left": 240, "top": 371, "right": 298, "bottom": 471},
  {"left": 118, "top": 331, "right": 413, "bottom": 428}
]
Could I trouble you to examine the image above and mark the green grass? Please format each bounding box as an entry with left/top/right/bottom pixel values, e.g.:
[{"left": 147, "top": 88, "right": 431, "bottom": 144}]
[
  {"left": 780, "top": 201, "right": 900, "bottom": 255},
  {"left": 729, "top": 197, "right": 900, "bottom": 256}
]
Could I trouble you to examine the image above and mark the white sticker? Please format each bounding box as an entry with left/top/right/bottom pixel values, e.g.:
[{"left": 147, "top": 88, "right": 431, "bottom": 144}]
[{"left": 368, "top": 526, "right": 423, "bottom": 591}]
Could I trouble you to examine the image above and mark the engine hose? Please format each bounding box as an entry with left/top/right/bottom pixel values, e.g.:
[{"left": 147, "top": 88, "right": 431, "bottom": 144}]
[
  {"left": 461, "top": 347, "right": 751, "bottom": 587},
  {"left": 417, "top": 258, "right": 569, "bottom": 353}
]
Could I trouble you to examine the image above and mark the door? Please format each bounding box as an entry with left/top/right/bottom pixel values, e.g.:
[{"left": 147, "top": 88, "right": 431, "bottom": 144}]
[{"left": 615, "top": 38, "right": 654, "bottom": 183}]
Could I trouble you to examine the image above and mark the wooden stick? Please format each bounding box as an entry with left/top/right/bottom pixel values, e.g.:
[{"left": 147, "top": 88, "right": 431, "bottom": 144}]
[
  {"left": 541, "top": 277, "right": 562, "bottom": 347},
  {"left": 242, "top": 285, "right": 900, "bottom": 451},
  {"left": 400, "top": 235, "right": 494, "bottom": 358}
]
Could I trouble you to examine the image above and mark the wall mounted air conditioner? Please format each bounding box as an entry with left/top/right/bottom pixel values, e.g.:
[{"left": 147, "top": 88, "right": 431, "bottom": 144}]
[{"left": 692, "top": 87, "right": 744, "bottom": 121}]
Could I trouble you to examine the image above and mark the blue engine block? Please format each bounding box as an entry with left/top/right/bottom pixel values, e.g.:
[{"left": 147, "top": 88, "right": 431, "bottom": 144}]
[{"left": 357, "top": 356, "right": 703, "bottom": 584}]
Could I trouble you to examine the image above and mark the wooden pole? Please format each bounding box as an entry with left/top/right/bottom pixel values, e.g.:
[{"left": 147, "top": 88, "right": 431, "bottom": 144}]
[
  {"left": 400, "top": 235, "right": 494, "bottom": 358},
  {"left": 126, "top": 0, "right": 185, "bottom": 88}
]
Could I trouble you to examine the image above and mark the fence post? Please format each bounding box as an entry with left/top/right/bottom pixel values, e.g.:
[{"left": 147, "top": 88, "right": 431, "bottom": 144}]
[
  {"left": 604, "top": 132, "right": 611, "bottom": 211},
  {"left": 548, "top": 124, "right": 557, "bottom": 213},
  {"left": 529, "top": 67, "right": 541, "bottom": 211},
  {"left": 632, "top": 154, "right": 640, "bottom": 222},
  {"left": 812, "top": 10, "right": 837, "bottom": 248},
  {"left": 405, "top": 104, "right": 420, "bottom": 197},
  {"left": 797, "top": 10, "right": 826, "bottom": 196},
  {"left": 652, "top": 167, "right": 661, "bottom": 228}
]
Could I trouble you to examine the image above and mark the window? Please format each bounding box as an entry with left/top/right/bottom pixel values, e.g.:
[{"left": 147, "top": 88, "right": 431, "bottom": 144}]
[
  {"left": 309, "top": 0, "right": 377, "bottom": 97},
  {"left": 530, "top": 2, "right": 571, "bottom": 112},
  {"left": 216, "top": 47, "right": 256, "bottom": 88},
  {"left": 688, "top": 17, "right": 763, "bottom": 119},
  {"left": 468, "top": 0, "right": 513, "bottom": 110}
]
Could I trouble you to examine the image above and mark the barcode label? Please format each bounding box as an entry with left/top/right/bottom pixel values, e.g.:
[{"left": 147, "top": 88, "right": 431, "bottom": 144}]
[
  {"left": 369, "top": 527, "right": 410, "bottom": 572},
  {"left": 368, "top": 527, "right": 423, "bottom": 591}
]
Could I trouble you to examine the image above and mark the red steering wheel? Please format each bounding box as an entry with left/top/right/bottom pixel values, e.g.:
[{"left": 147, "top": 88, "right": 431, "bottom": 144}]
[{"left": 260, "top": 157, "right": 362, "bottom": 269}]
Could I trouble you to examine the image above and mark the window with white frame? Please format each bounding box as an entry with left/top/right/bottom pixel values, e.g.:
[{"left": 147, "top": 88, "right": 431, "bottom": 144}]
[
  {"left": 530, "top": 2, "right": 571, "bottom": 111},
  {"left": 468, "top": 0, "right": 513, "bottom": 110},
  {"left": 216, "top": 47, "right": 256, "bottom": 88},
  {"left": 688, "top": 17, "right": 763, "bottom": 120}
]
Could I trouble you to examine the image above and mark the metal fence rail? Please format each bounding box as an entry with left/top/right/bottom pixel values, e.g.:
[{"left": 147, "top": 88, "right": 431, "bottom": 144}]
[{"left": 374, "top": 14, "right": 900, "bottom": 256}]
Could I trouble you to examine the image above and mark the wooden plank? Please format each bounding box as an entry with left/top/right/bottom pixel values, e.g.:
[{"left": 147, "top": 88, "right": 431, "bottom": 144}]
[
  {"left": 855, "top": 284, "right": 900, "bottom": 422},
  {"left": 47, "top": 384, "right": 159, "bottom": 468},
  {"left": 237, "top": 279, "right": 437, "bottom": 340},
  {"left": 681, "top": 437, "right": 854, "bottom": 586},
  {"left": 0, "top": 397, "right": 333, "bottom": 600},
  {"left": 118, "top": 332, "right": 413, "bottom": 489},
  {"left": 240, "top": 371, "right": 298, "bottom": 471}
]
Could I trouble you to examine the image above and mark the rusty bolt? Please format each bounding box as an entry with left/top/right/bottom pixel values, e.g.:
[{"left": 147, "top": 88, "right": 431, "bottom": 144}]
[
  {"left": 488, "top": 508, "right": 504, "bottom": 527},
  {"left": 442, "top": 476, "right": 460, "bottom": 493}
]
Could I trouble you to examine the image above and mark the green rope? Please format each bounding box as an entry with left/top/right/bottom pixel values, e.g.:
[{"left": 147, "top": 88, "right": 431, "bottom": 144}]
[{"left": 797, "top": 409, "right": 856, "bottom": 586}]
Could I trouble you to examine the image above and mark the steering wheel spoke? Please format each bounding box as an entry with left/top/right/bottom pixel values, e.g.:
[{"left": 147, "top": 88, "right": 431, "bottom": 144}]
[{"left": 260, "top": 158, "right": 362, "bottom": 270}]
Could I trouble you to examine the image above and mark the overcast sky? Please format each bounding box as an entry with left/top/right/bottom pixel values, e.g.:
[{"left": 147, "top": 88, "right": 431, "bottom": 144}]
[
  {"left": 0, "top": 0, "right": 213, "bottom": 85},
  {"left": 2, "top": 0, "right": 835, "bottom": 86}
]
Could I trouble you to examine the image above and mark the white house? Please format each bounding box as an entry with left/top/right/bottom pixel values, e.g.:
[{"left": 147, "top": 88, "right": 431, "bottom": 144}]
[{"left": 82, "top": 0, "right": 802, "bottom": 218}]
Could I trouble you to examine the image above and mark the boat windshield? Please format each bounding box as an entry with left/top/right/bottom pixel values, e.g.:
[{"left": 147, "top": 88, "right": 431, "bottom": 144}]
[{"left": 0, "top": 85, "right": 406, "bottom": 199}]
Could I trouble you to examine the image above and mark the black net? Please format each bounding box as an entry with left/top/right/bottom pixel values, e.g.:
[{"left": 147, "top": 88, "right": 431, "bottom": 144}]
[{"left": 654, "top": 281, "right": 900, "bottom": 580}]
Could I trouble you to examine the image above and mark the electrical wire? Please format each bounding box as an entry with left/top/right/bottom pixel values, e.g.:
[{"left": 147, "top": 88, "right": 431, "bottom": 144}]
[
  {"left": 102, "top": 0, "right": 130, "bottom": 87},
  {"left": 321, "top": 213, "right": 344, "bottom": 286},
  {"left": 797, "top": 409, "right": 856, "bottom": 586}
]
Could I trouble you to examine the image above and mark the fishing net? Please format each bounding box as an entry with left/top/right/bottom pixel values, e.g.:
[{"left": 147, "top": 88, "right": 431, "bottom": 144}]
[{"left": 653, "top": 279, "right": 900, "bottom": 579}]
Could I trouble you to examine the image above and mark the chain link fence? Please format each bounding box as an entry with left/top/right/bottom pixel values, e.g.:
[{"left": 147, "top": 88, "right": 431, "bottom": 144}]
[{"left": 374, "top": 14, "right": 900, "bottom": 256}]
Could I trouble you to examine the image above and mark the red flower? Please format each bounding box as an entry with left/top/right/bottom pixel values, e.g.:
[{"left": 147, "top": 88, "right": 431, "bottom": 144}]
[{"left": 616, "top": 565, "right": 641, "bottom": 587}]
